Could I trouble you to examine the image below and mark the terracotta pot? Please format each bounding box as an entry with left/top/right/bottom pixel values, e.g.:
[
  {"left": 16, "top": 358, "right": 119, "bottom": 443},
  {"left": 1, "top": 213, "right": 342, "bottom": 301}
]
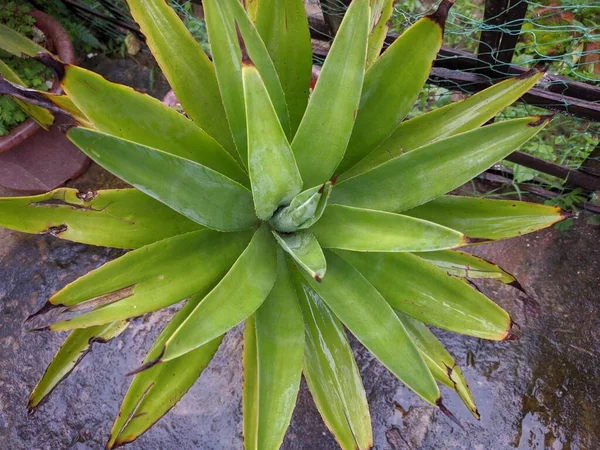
[{"left": 0, "top": 9, "right": 89, "bottom": 194}]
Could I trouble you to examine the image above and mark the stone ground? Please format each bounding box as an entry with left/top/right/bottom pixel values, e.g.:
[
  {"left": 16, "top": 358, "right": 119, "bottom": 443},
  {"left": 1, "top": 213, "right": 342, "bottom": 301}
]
[{"left": 1, "top": 57, "right": 599, "bottom": 450}]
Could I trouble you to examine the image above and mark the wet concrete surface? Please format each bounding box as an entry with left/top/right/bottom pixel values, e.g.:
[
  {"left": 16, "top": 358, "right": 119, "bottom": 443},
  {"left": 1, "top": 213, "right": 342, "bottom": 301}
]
[
  {"left": 1, "top": 165, "right": 598, "bottom": 449},
  {"left": 1, "top": 57, "right": 599, "bottom": 449}
]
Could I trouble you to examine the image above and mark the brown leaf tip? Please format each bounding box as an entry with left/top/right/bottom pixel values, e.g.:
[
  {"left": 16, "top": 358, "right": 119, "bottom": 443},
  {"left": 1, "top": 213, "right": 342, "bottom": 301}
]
[
  {"left": 35, "top": 52, "right": 66, "bottom": 81},
  {"left": 464, "top": 236, "right": 491, "bottom": 245},
  {"left": 126, "top": 347, "right": 165, "bottom": 376},
  {"left": 28, "top": 325, "right": 52, "bottom": 333},
  {"left": 313, "top": 274, "right": 323, "bottom": 283},
  {"left": 504, "top": 319, "right": 521, "bottom": 341},
  {"left": 427, "top": 0, "right": 456, "bottom": 29},
  {"left": 559, "top": 209, "right": 577, "bottom": 219},
  {"left": 436, "top": 398, "right": 464, "bottom": 429},
  {"left": 329, "top": 174, "right": 339, "bottom": 186},
  {"left": 508, "top": 279, "right": 528, "bottom": 295},
  {"left": 25, "top": 302, "right": 56, "bottom": 323},
  {"left": 517, "top": 68, "right": 541, "bottom": 80},
  {"left": 528, "top": 114, "right": 555, "bottom": 127}
]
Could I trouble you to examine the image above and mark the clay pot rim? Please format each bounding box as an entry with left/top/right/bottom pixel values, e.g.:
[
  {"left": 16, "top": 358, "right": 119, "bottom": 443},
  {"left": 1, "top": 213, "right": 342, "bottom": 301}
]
[{"left": 0, "top": 9, "right": 76, "bottom": 154}]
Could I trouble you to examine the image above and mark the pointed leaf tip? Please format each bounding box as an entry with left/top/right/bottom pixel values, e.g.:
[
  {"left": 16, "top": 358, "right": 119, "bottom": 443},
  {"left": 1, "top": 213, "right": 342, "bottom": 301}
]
[
  {"left": 25, "top": 302, "right": 58, "bottom": 323},
  {"left": 463, "top": 236, "right": 493, "bottom": 245},
  {"left": 528, "top": 114, "right": 554, "bottom": 127},
  {"left": 436, "top": 398, "right": 464, "bottom": 429},
  {"left": 560, "top": 209, "right": 578, "bottom": 219},
  {"left": 35, "top": 52, "right": 66, "bottom": 81},
  {"left": 427, "top": 0, "right": 456, "bottom": 29},
  {"left": 126, "top": 347, "right": 165, "bottom": 376},
  {"left": 517, "top": 67, "right": 542, "bottom": 80},
  {"left": 503, "top": 319, "right": 522, "bottom": 341}
]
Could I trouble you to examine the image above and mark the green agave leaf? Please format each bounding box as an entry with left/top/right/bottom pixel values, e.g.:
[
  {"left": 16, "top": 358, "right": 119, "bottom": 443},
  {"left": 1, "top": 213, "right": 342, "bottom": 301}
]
[
  {"left": 67, "top": 128, "right": 258, "bottom": 232},
  {"left": 414, "top": 249, "right": 516, "bottom": 284},
  {"left": 124, "top": 0, "right": 235, "bottom": 155},
  {"left": 291, "top": 267, "right": 373, "bottom": 450},
  {"left": 338, "top": 10, "right": 445, "bottom": 173},
  {"left": 0, "top": 22, "right": 48, "bottom": 57},
  {"left": 107, "top": 297, "right": 223, "bottom": 449},
  {"left": 302, "top": 250, "right": 439, "bottom": 405},
  {"left": 243, "top": 252, "right": 304, "bottom": 450},
  {"left": 227, "top": 0, "right": 291, "bottom": 136},
  {"left": 205, "top": 0, "right": 291, "bottom": 165},
  {"left": 0, "top": 188, "right": 202, "bottom": 249},
  {"left": 332, "top": 116, "right": 551, "bottom": 213},
  {"left": 246, "top": 0, "right": 259, "bottom": 21},
  {"left": 404, "top": 195, "right": 566, "bottom": 240},
  {"left": 396, "top": 312, "right": 479, "bottom": 419},
  {"left": 255, "top": 0, "right": 312, "bottom": 135},
  {"left": 60, "top": 65, "right": 247, "bottom": 186},
  {"left": 159, "top": 224, "right": 277, "bottom": 362},
  {"left": 310, "top": 204, "right": 467, "bottom": 252},
  {"left": 273, "top": 231, "right": 326, "bottom": 280},
  {"left": 343, "top": 71, "right": 544, "bottom": 179},
  {"left": 243, "top": 64, "right": 302, "bottom": 220},
  {"left": 0, "top": 59, "right": 54, "bottom": 129},
  {"left": 365, "top": 0, "right": 395, "bottom": 69},
  {"left": 204, "top": 0, "right": 247, "bottom": 163},
  {"left": 28, "top": 321, "right": 128, "bottom": 411},
  {"left": 243, "top": 313, "right": 260, "bottom": 448},
  {"left": 269, "top": 181, "right": 333, "bottom": 232},
  {"left": 43, "top": 92, "right": 91, "bottom": 127},
  {"left": 337, "top": 251, "right": 512, "bottom": 340},
  {"left": 291, "top": 0, "right": 369, "bottom": 187},
  {"left": 0, "top": 76, "right": 92, "bottom": 127},
  {"left": 46, "top": 230, "right": 252, "bottom": 330}
]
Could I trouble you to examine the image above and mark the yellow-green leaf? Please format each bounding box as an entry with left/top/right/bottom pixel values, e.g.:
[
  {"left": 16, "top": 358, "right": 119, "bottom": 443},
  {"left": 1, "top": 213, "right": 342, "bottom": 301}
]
[
  {"left": 107, "top": 298, "right": 222, "bottom": 449},
  {"left": 403, "top": 195, "right": 566, "bottom": 240},
  {"left": 291, "top": 0, "right": 369, "bottom": 187},
  {"left": 0, "top": 188, "right": 202, "bottom": 249},
  {"left": 67, "top": 128, "right": 258, "bottom": 232},
  {"left": 332, "top": 116, "right": 551, "bottom": 213},
  {"left": 255, "top": 0, "right": 312, "bottom": 134},
  {"left": 303, "top": 250, "right": 440, "bottom": 405},
  {"left": 47, "top": 230, "right": 252, "bottom": 330},
  {"left": 396, "top": 312, "right": 479, "bottom": 419},
  {"left": 338, "top": 13, "right": 444, "bottom": 173},
  {"left": 414, "top": 249, "right": 516, "bottom": 284},
  {"left": 29, "top": 321, "right": 128, "bottom": 411},
  {"left": 342, "top": 71, "right": 544, "bottom": 180},
  {"left": 273, "top": 231, "right": 326, "bottom": 280},
  {"left": 0, "top": 22, "right": 48, "bottom": 57},
  {"left": 291, "top": 266, "right": 373, "bottom": 450},
  {"left": 125, "top": 0, "right": 235, "bottom": 154},
  {"left": 244, "top": 252, "right": 304, "bottom": 450},
  {"left": 310, "top": 204, "right": 467, "bottom": 252},
  {"left": 61, "top": 65, "right": 247, "bottom": 185},
  {"left": 337, "top": 250, "right": 512, "bottom": 340},
  {"left": 243, "top": 64, "right": 302, "bottom": 219},
  {"left": 159, "top": 224, "right": 277, "bottom": 362}
]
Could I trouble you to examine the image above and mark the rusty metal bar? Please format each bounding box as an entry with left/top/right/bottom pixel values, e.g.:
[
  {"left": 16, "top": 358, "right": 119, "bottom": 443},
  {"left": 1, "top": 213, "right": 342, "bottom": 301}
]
[
  {"left": 495, "top": 0, "right": 529, "bottom": 66},
  {"left": 477, "top": 0, "right": 509, "bottom": 65}
]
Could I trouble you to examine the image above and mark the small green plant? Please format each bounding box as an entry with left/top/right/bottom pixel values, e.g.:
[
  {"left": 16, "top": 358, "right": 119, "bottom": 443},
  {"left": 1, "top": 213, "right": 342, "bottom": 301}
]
[{"left": 0, "top": 0, "right": 570, "bottom": 448}]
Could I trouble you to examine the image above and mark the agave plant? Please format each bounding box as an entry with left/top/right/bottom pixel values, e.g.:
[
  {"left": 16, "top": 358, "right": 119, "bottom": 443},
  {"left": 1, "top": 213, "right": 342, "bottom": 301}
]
[{"left": 0, "top": 0, "right": 569, "bottom": 448}]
